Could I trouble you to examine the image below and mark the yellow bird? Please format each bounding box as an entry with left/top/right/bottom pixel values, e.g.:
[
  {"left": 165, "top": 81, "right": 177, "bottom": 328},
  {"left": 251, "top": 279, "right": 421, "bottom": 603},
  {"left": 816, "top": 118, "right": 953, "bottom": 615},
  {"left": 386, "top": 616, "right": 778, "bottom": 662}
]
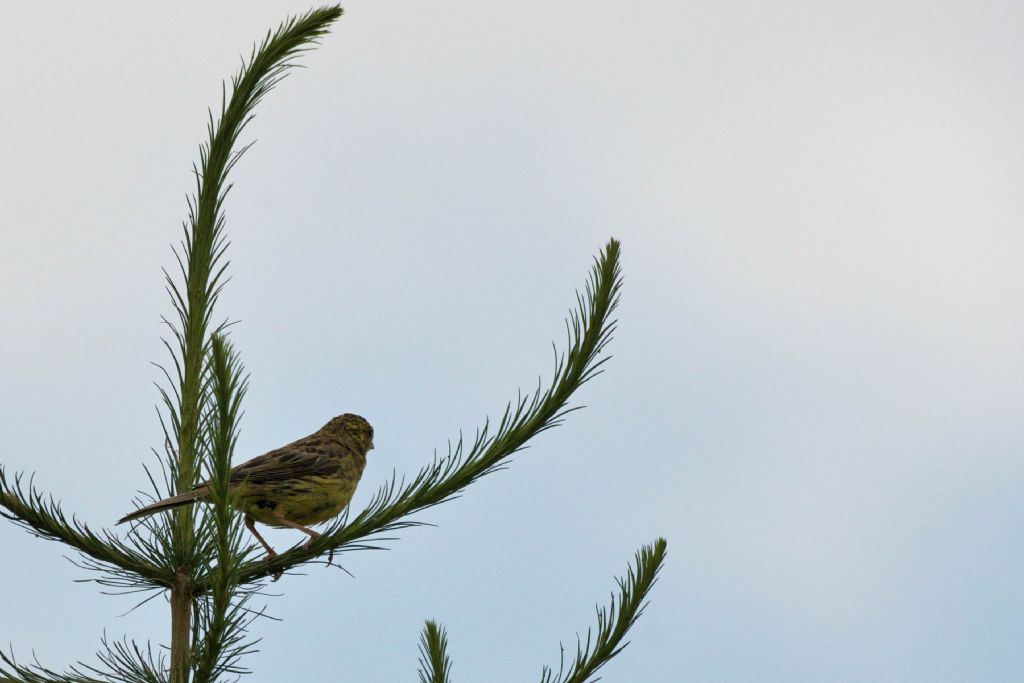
[{"left": 118, "top": 414, "right": 374, "bottom": 560}]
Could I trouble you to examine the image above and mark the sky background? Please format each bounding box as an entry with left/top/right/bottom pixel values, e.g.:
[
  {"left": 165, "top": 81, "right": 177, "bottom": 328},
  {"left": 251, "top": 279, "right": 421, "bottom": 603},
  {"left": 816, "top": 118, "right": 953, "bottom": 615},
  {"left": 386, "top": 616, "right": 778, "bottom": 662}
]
[{"left": 1, "top": 1, "right": 1023, "bottom": 681}]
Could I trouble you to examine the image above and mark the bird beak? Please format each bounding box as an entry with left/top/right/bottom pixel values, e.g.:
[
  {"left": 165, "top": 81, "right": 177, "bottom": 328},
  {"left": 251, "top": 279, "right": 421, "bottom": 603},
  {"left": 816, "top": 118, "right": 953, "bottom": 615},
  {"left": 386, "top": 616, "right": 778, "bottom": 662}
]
[{"left": 370, "top": 440, "right": 375, "bottom": 450}]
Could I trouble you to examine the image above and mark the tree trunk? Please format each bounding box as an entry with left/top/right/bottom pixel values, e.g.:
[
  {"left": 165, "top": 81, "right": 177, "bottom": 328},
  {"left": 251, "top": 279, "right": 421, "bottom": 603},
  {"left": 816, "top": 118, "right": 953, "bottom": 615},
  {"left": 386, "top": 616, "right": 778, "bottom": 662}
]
[{"left": 170, "top": 566, "right": 192, "bottom": 683}]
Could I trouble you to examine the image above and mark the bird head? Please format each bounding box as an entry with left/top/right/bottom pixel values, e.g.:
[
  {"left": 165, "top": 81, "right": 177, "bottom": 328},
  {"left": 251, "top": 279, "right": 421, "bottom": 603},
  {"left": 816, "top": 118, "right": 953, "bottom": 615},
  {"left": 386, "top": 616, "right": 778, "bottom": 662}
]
[{"left": 323, "top": 413, "right": 375, "bottom": 452}]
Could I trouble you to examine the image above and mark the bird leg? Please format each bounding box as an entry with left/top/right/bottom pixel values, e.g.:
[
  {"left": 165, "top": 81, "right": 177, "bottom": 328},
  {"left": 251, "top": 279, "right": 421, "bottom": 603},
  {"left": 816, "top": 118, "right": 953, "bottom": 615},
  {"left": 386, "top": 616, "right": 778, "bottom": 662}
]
[
  {"left": 246, "top": 515, "right": 284, "bottom": 581},
  {"left": 244, "top": 514, "right": 278, "bottom": 558},
  {"left": 245, "top": 513, "right": 283, "bottom": 568},
  {"left": 272, "top": 511, "right": 319, "bottom": 548}
]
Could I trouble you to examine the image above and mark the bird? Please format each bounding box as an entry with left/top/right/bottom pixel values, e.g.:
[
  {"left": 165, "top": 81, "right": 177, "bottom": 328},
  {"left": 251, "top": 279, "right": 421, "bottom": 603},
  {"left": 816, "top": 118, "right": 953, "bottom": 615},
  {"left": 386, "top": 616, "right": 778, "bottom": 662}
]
[{"left": 118, "top": 414, "right": 374, "bottom": 564}]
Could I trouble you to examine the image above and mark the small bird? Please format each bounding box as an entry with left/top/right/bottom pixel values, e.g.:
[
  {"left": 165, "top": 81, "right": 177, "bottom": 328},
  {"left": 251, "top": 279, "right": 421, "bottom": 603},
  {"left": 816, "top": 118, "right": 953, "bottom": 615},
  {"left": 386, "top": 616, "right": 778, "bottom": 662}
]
[{"left": 118, "top": 414, "right": 374, "bottom": 563}]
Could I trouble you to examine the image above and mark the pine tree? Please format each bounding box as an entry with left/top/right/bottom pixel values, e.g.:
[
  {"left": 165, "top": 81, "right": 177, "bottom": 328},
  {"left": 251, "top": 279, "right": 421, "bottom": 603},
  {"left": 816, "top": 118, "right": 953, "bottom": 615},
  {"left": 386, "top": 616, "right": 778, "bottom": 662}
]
[{"left": 0, "top": 7, "right": 666, "bottom": 682}]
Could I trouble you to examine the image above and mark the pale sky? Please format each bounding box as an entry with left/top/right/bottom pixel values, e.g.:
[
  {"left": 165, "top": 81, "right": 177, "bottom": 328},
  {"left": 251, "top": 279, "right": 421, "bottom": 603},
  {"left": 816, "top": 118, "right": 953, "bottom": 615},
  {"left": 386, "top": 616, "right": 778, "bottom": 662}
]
[{"left": 1, "top": 2, "right": 1023, "bottom": 681}]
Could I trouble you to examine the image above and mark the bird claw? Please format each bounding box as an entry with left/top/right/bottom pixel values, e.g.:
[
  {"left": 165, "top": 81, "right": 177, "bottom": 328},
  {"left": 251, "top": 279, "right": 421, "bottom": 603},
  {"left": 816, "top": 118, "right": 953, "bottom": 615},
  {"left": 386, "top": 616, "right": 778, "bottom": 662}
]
[
  {"left": 300, "top": 533, "right": 334, "bottom": 568},
  {"left": 302, "top": 531, "right": 321, "bottom": 552},
  {"left": 263, "top": 551, "right": 282, "bottom": 582}
]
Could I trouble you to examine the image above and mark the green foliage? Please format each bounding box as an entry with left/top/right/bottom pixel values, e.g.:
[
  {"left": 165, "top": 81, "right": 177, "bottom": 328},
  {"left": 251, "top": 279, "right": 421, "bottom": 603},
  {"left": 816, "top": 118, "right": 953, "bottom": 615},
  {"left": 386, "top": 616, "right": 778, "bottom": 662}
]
[
  {"left": 412, "top": 538, "right": 668, "bottom": 683},
  {"left": 541, "top": 539, "right": 668, "bottom": 683},
  {"left": 0, "top": 5, "right": 666, "bottom": 683},
  {"left": 190, "top": 335, "right": 255, "bottom": 683},
  {"left": 0, "top": 469, "right": 171, "bottom": 589},
  {"left": 155, "top": 2, "right": 346, "bottom": 574},
  {"left": 417, "top": 622, "right": 453, "bottom": 683}
]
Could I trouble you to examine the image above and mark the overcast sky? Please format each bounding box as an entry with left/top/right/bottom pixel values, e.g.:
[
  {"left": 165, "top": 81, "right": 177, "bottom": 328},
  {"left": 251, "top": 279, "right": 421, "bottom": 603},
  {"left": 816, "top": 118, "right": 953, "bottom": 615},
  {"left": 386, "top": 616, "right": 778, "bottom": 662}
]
[{"left": 1, "top": 2, "right": 1023, "bottom": 681}]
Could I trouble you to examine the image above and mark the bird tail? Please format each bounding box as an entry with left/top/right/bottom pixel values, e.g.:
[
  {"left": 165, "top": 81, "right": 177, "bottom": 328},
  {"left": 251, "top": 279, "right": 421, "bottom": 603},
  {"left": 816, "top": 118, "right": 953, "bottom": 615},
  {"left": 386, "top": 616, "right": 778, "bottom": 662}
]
[{"left": 117, "top": 489, "right": 205, "bottom": 524}]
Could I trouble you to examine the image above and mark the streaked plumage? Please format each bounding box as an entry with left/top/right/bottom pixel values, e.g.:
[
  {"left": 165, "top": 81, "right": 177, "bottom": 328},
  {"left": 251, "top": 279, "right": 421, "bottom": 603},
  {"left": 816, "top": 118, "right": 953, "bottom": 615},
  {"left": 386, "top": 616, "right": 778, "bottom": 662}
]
[{"left": 118, "top": 414, "right": 374, "bottom": 562}]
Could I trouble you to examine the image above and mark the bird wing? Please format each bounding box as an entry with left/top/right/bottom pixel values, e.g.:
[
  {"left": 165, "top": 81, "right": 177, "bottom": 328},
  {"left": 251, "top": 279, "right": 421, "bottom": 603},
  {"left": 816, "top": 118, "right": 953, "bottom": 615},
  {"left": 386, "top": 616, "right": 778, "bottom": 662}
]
[{"left": 223, "top": 441, "right": 345, "bottom": 486}]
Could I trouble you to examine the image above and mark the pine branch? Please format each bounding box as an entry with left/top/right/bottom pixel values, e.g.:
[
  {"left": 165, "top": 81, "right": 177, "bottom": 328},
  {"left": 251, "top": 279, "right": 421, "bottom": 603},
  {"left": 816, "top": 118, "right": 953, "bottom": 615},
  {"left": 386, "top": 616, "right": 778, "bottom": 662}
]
[
  {"left": 0, "top": 633, "right": 166, "bottom": 683},
  {"left": 159, "top": 0, "right": 343, "bottom": 535},
  {"left": 135, "top": 7, "right": 345, "bottom": 682},
  {"left": 540, "top": 539, "right": 668, "bottom": 683},
  {"left": 417, "top": 621, "right": 453, "bottom": 683},
  {"left": 192, "top": 238, "right": 623, "bottom": 591},
  {"left": 0, "top": 469, "right": 172, "bottom": 588},
  {"left": 409, "top": 538, "right": 666, "bottom": 683},
  {"left": 0, "top": 650, "right": 104, "bottom": 683},
  {"left": 190, "top": 335, "right": 260, "bottom": 683}
]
